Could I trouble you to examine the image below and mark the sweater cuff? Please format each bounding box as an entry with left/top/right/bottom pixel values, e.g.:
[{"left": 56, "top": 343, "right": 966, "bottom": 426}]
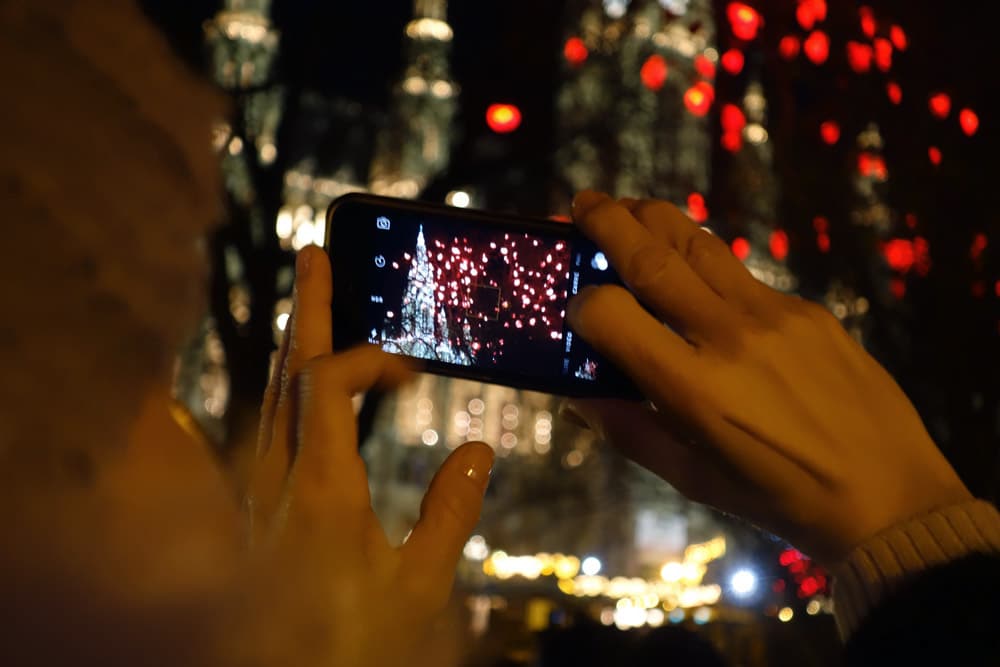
[{"left": 832, "top": 499, "right": 1000, "bottom": 640}]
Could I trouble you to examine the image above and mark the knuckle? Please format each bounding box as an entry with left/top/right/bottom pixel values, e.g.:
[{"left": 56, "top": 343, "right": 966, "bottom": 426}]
[
  {"left": 634, "top": 199, "right": 681, "bottom": 222},
  {"left": 625, "top": 244, "right": 679, "bottom": 292}
]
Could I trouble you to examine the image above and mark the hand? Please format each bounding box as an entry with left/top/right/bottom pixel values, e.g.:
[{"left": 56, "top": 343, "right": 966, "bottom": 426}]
[
  {"left": 244, "top": 245, "right": 495, "bottom": 665},
  {"left": 565, "top": 191, "right": 971, "bottom": 564}
]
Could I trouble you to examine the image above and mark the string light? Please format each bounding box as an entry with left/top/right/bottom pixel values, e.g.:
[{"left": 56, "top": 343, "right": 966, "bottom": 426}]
[
  {"left": 820, "top": 121, "right": 840, "bottom": 145},
  {"left": 726, "top": 3, "right": 762, "bottom": 41},
  {"left": 564, "top": 37, "right": 588, "bottom": 66},
  {"left": 859, "top": 6, "right": 876, "bottom": 39},
  {"left": 929, "top": 93, "right": 952, "bottom": 119},
  {"left": 732, "top": 237, "right": 751, "bottom": 261},
  {"left": 887, "top": 82, "right": 903, "bottom": 105},
  {"left": 721, "top": 48, "right": 745, "bottom": 74},
  {"left": 641, "top": 55, "right": 669, "bottom": 91},
  {"left": 779, "top": 35, "right": 800, "bottom": 60},
  {"left": 960, "top": 109, "right": 980, "bottom": 136},
  {"left": 928, "top": 146, "right": 942, "bottom": 166},
  {"left": 803, "top": 31, "right": 830, "bottom": 65},
  {"left": 486, "top": 104, "right": 522, "bottom": 133},
  {"left": 873, "top": 38, "right": 893, "bottom": 72},
  {"left": 890, "top": 25, "right": 908, "bottom": 51},
  {"left": 847, "top": 42, "right": 873, "bottom": 73},
  {"left": 684, "top": 82, "right": 714, "bottom": 116}
]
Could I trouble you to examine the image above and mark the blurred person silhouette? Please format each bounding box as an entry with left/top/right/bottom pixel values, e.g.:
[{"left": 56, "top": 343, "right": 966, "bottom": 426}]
[
  {"left": 1, "top": 3, "right": 998, "bottom": 667},
  {"left": 628, "top": 626, "right": 728, "bottom": 667}
]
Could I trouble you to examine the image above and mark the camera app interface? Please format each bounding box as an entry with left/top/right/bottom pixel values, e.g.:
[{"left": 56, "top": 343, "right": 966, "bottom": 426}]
[{"left": 365, "top": 210, "right": 618, "bottom": 386}]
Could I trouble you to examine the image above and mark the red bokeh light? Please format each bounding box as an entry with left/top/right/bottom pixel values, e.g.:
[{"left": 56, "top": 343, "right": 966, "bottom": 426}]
[
  {"left": 858, "top": 153, "right": 888, "bottom": 180},
  {"left": 971, "top": 233, "right": 988, "bottom": 261},
  {"left": 779, "top": 35, "right": 800, "bottom": 60},
  {"left": 486, "top": 104, "right": 522, "bottom": 134},
  {"left": 727, "top": 2, "right": 763, "bottom": 41},
  {"left": 732, "top": 237, "right": 751, "bottom": 260},
  {"left": 882, "top": 238, "right": 915, "bottom": 273},
  {"left": 773, "top": 579, "right": 786, "bottom": 593},
  {"left": 873, "top": 38, "right": 893, "bottom": 71},
  {"left": 847, "top": 41, "right": 873, "bottom": 73},
  {"left": 687, "top": 193, "right": 709, "bottom": 223},
  {"left": 817, "top": 233, "right": 831, "bottom": 253},
  {"left": 928, "top": 146, "right": 942, "bottom": 166},
  {"left": 914, "top": 237, "right": 931, "bottom": 276},
  {"left": 694, "top": 54, "right": 716, "bottom": 79},
  {"left": 890, "top": 278, "right": 906, "bottom": 299},
  {"left": 887, "top": 82, "right": 903, "bottom": 105},
  {"left": 820, "top": 121, "right": 840, "bottom": 145},
  {"left": 769, "top": 230, "right": 790, "bottom": 261},
  {"left": 813, "top": 216, "right": 829, "bottom": 233},
  {"left": 779, "top": 549, "right": 802, "bottom": 566},
  {"left": 683, "top": 82, "right": 714, "bottom": 116},
  {"left": 640, "top": 54, "right": 669, "bottom": 91},
  {"left": 721, "top": 104, "right": 747, "bottom": 133},
  {"left": 799, "top": 577, "right": 820, "bottom": 597},
  {"left": 722, "top": 131, "right": 743, "bottom": 153},
  {"left": 796, "top": 2, "right": 816, "bottom": 30},
  {"left": 721, "top": 48, "right": 745, "bottom": 74},
  {"left": 972, "top": 281, "right": 986, "bottom": 298},
  {"left": 804, "top": 31, "right": 830, "bottom": 65},
  {"left": 960, "top": 109, "right": 980, "bottom": 137},
  {"left": 859, "top": 6, "right": 876, "bottom": 39},
  {"left": 563, "top": 37, "right": 588, "bottom": 66},
  {"left": 929, "top": 93, "right": 952, "bottom": 119},
  {"left": 995, "top": 280, "right": 1000, "bottom": 298},
  {"left": 890, "top": 25, "right": 908, "bottom": 51}
]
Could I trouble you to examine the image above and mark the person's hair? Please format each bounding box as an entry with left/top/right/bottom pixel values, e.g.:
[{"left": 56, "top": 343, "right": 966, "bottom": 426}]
[{"left": 0, "top": 0, "right": 222, "bottom": 480}]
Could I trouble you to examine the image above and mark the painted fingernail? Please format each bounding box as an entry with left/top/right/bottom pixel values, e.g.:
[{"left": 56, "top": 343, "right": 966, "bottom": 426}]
[
  {"left": 296, "top": 247, "right": 311, "bottom": 278},
  {"left": 463, "top": 447, "right": 494, "bottom": 494}
]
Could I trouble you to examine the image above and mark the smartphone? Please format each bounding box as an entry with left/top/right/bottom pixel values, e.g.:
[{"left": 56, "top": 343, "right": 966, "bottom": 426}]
[{"left": 325, "top": 193, "right": 640, "bottom": 398}]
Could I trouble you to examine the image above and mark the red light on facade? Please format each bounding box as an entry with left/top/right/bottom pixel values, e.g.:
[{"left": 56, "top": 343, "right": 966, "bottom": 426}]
[
  {"left": 887, "top": 82, "right": 902, "bottom": 105},
  {"left": 779, "top": 35, "right": 800, "bottom": 60},
  {"left": 883, "top": 238, "right": 915, "bottom": 272},
  {"left": 732, "top": 237, "right": 751, "bottom": 260},
  {"left": 687, "top": 193, "right": 709, "bottom": 223},
  {"left": 683, "top": 82, "right": 714, "bottom": 116},
  {"left": 873, "top": 38, "right": 892, "bottom": 71},
  {"left": 640, "top": 54, "right": 669, "bottom": 91},
  {"left": 722, "top": 131, "right": 743, "bottom": 152},
  {"left": 890, "top": 25, "right": 908, "bottom": 51},
  {"left": 486, "top": 104, "right": 522, "bottom": 133},
  {"left": 721, "top": 48, "right": 745, "bottom": 74},
  {"left": 960, "top": 109, "right": 979, "bottom": 136},
  {"left": 929, "top": 93, "right": 951, "bottom": 119},
  {"left": 820, "top": 121, "right": 840, "bottom": 145},
  {"left": 859, "top": 6, "right": 876, "bottom": 39},
  {"left": 971, "top": 233, "right": 988, "bottom": 261},
  {"left": 890, "top": 278, "right": 906, "bottom": 299},
  {"left": 770, "top": 230, "right": 790, "bottom": 261},
  {"left": 803, "top": 31, "right": 830, "bottom": 65},
  {"left": 727, "top": 2, "right": 762, "bottom": 41},
  {"left": 564, "top": 37, "right": 588, "bottom": 66},
  {"left": 928, "top": 146, "right": 942, "bottom": 166},
  {"left": 694, "top": 54, "right": 716, "bottom": 79},
  {"left": 847, "top": 41, "right": 873, "bottom": 73},
  {"left": 721, "top": 104, "right": 747, "bottom": 133}
]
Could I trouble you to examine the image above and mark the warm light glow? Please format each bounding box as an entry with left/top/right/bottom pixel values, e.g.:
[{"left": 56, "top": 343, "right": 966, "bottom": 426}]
[
  {"left": 846, "top": 41, "right": 873, "bottom": 73},
  {"left": 721, "top": 104, "right": 747, "bottom": 133},
  {"left": 276, "top": 312, "right": 289, "bottom": 331},
  {"left": 732, "top": 237, "right": 751, "bottom": 260},
  {"left": 873, "top": 38, "right": 892, "bottom": 71},
  {"left": 960, "top": 109, "right": 979, "bottom": 136},
  {"left": 687, "top": 193, "right": 709, "bottom": 223},
  {"left": 722, "top": 131, "right": 742, "bottom": 152},
  {"left": 721, "top": 48, "right": 745, "bottom": 74},
  {"left": 564, "top": 37, "right": 588, "bottom": 66},
  {"left": 683, "top": 82, "right": 714, "bottom": 116},
  {"left": 486, "top": 104, "right": 522, "bottom": 133},
  {"left": 803, "top": 30, "right": 830, "bottom": 64},
  {"left": 405, "top": 17, "right": 453, "bottom": 41},
  {"left": 778, "top": 607, "right": 794, "bottom": 622},
  {"left": 641, "top": 54, "right": 669, "bottom": 91},
  {"left": 694, "top": 54, "right": 716, "bottom": 79},
  {"left": 447, "top": 190, "right": 471, "bottom": 208},
  {"left": 882, "top": 238, "right": 915, "bottom": 273},
  {"left": 820, "top": 121, "right": 840, "bottom": 145},
  {"left": 779, "top": 35, "right": 800, "bottom": 60},
  {"left": 929, "top": 93, "right": 951, "bottom": 119},
  {"left": 727, "top": 2, "right": 762, "bottom": 41},
  {"left": 730, "top": 569, "right": 757, "bottom": 597}
]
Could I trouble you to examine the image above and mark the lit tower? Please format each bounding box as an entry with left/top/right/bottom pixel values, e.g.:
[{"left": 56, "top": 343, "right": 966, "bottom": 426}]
[{"left": 370, "top": 0, "right": 457, "bottom": 198}]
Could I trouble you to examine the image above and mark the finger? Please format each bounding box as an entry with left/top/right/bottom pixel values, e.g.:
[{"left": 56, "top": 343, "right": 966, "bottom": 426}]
[
  {"left": 284, "top": 245, "right": 334, "bottom": 388},
  {"left": 624, "top": 198, "right": 771, "bottom": 313},
  {"left": 562, "top": 399, "right": 731, "bottom": 506},
  {"left": 568, "top": 285, "right": 700, "bottom": 409},
  {"left": 257, "top": 312, "right": 293, "bottom": 457},
  {"left": 402, "top": 442, "right": 493, "bottom": 590},
  {"left": 290, "top": 347, "right": 414, "bottom": 518},
  {"left": 572, "top": 191, "right": 737, "bottom": 342}
]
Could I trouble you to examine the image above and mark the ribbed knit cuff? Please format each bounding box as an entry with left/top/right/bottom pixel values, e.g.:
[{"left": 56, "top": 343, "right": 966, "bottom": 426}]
[{"left": 832, "top": 499, "right": 1000, "bottom": 640}]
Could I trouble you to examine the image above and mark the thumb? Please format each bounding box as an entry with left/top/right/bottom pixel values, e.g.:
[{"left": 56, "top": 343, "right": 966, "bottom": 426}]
[{"left": 402, "top": 442, "right": 493, "bottom": 589}]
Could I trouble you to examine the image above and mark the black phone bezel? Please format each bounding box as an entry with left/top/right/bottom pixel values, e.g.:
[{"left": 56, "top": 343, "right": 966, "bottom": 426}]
[{"left": 324, "top": 192, "right": 640, "bottom": 399}]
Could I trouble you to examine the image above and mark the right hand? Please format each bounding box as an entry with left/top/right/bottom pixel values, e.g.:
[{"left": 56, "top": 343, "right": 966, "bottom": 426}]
[{"left": 565, "top": 191, "right": 971, "bottom": 564}]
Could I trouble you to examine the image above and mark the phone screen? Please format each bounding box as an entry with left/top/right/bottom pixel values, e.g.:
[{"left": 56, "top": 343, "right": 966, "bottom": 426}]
[{"left": 327, "top": 195, "right": 638, "bottom": 397}]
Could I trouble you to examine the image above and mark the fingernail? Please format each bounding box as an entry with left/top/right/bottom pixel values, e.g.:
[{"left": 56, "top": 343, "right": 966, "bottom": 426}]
[
  {"left": 572, "top": 190, "right": 608, "bottom": 218},
  {"left": 558, "top": 402, "right": 591, "bottom": 431},
  {"left": 463, "top": 446, "right": 494, "bottom": 494},
  {"left": 296, "top": 248, "right": 311, "bottom": 278}
]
